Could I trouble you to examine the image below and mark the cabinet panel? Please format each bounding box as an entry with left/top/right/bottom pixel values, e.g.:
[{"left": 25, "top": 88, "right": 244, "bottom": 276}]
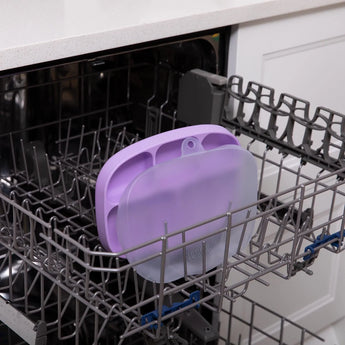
[{"left": 227, "top": 3, "right": 345, "bottom": 343}]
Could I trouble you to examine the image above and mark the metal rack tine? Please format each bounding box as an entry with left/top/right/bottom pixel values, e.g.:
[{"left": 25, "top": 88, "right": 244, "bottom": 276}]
[
  {"left": 32, "top": 146, "right": 43, "bottom": 191},
  {"left": 89, "top": 131, "right": 98, "bottom": 174},
  {"left": 20, "top": 138, "right": 29, "bottom": 183},
  {"left": 64, "top": 118, "right": 72, "bottom": 159},
  {"left": 9, "top": 132, "right": 17, "bottom": 175},
  {"left": 58, "top": 162, "right": 69, "bottom": 208},
  {"left": 45, "top": 153, "right": 55, "bottom": 199},
  {"left": 236, "top": 209, "right": 253, "bottom": 254},
  {"left": 104, "top": 120, "right": 113, "bottom": 161},
  {"left": 111, "top": 129, "right": 124, "bottom": 156},
  {"left": 77, "top": 125, "right": 86, "bottom": 166}
]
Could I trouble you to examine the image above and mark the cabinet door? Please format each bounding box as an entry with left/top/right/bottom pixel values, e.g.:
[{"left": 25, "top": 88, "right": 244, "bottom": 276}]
[{"left": 226, "top": 3, "right": 345, "bottom": 344}]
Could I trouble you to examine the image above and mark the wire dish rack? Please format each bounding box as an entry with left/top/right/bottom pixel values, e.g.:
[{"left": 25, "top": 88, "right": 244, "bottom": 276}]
[{"left": 1, "top": 52, "right": 345, "bottom": 345}]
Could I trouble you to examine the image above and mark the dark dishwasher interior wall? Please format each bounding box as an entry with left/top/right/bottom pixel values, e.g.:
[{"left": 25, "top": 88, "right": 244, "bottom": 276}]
[{"left": 0, "top": 29, "right": 228, "bottom": 345}]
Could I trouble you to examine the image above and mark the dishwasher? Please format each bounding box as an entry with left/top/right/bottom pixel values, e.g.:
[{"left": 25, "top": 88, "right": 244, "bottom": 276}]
[{"left": 0, "top": 27, "right": 344, "bottom": 345}]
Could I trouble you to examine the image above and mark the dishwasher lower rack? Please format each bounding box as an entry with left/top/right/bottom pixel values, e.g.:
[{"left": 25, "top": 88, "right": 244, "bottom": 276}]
[
  {"left": 0, "top": 263, "right": 323, "bottom": 345},
  {"left": 1, "top": 61, "right": 345, "bottom": 344},
  {"left": 0, "top": 111, "right": 345, "bottom": 345}
]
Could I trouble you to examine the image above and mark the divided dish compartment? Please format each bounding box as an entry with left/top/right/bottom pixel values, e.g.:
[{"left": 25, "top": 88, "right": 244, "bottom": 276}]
[
  {"left": 95, "top": 125, "right": 259, "bottom": 282},
  {"left": 97, "top": 125, "right": 240, "bottom": 254},
  {"left": 104, "top": 151, "right": 154, "bottom": 253}
]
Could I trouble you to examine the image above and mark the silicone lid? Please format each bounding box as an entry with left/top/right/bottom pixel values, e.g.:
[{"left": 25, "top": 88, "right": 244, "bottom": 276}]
[
  {"left": 95, "top": 125, "right": 239, "bottom": 253},
  {"left": 116, "top": 141, "right": 257, "bottom": 282}
]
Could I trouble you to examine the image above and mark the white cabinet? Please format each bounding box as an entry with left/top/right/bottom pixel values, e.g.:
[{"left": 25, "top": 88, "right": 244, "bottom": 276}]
[
  {"left": 228, "top": 3, "right": 345, "bottom": 115},
  {"left": 227, "top": 3, "right": 345, "bottom": 343}
]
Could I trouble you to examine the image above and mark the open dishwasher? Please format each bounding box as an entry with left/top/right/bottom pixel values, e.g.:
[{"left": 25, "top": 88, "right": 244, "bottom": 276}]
[{"left": 0, "top": 28, "right": 345, "bottom": 345}]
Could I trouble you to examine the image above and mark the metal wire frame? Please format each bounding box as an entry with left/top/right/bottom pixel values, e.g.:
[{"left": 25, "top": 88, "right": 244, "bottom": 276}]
[
  {"left": 1, "top": 57, "right": 345, "bottom": 343},
  {"left": 1, "top": 112, "right": 345, "bottom": 343},
  {"left": 218, "top": 292, "right": 324, "bottom": 345},
  {"left": 0, "top": 245, "right": 146, "bottom": 345},
  {"left": 224, "top": 75, "right": 345, "bottom": 174},
  {"left": 0, "top": 244, "right": 324, "bottom": 345},
  {"left": 0, "top": 53, "right": 182, "bottom": 344},
  {"left": 145, "top": 61, "right": 179, "bottom": 137}
]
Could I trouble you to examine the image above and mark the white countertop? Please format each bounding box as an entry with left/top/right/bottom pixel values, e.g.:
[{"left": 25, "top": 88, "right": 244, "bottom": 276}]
[{"left": 1, "top": 0, "right": 344, "bottom": 71}]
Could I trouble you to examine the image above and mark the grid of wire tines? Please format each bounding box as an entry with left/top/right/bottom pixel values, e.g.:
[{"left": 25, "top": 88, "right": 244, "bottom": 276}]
[
  {"left": 1, "top": 112, "right": 345, "bottom": 343},
  {"left": 1, "top": 61, "right": 345, "bottom": 343}
]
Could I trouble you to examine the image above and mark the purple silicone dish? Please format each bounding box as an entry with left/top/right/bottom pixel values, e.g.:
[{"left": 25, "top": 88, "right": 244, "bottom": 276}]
[
  {"left": 95, "top": 125, "right": 240, "bottom": 254},
  {"left": 116, "top": 142, "right": 257, "bottom": 282}
]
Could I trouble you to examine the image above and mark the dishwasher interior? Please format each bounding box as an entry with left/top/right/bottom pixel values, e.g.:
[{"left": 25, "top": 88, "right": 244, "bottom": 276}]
[{"left": 1, "top": 28, "right": 345, "bottom": 345}]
